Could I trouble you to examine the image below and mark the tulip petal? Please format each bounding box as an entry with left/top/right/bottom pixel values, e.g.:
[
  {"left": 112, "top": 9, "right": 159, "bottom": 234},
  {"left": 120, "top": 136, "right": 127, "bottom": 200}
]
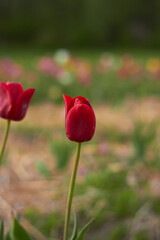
[
  {"left": 12, "top": 88, "right": 35, "bottom": 121},
  {"left": 65, "top": 103, "right": 96, "bottom": 142},
  {"left": 0, "top": 82, "right": 11, "bottom": 119},
  {"left": 63, "top": 94, "right": 73, "bottom": 116},
  {"left": 6, "top": 82, "right": 23, "bottom": 106},
  {"left": 73, "top": 96, "right": 92, "bottom": 109}
]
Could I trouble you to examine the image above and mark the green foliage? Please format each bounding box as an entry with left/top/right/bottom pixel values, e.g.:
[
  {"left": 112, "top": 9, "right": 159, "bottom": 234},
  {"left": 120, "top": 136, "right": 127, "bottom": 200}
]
[
  {"left": 70, "top": 213, "right": 78, "bottom": 240},
  {"left": 152, "top": 196, "right": 160, "bottom": 214},
  {"left": 86, "top": 170, "right": 127, "bottom": 191},
  {"left": 5, "top": 232, "right": 12, "bottom": 240},
  {"left": 0, "top": 221, "right": 12, "bottom": 240},
  {"left": 76, "top": 218, "right": 94, "bottom": 240},
  {"left": 12, "top": 218, "right": 32, "bottom": 240},
  {"left": 109, "top": 223, "right": 128, "bottom": 240},
  {"left": 111, "top": 189, "right": 139, "bottom": 218},
  {"left": 135, "top": 230, "right": 150, "bottom": 240},
  {"left": 132, "top": 121, "right": 156, "bottom": 159},
  {"left": 0, "top": 220, "right": 4, "bottom": 240},
  {"left": 36, "top": 160, "right": 52, "bottom": 179},
  {"left": 0, "top": 218, "right": 32, "bottom": 240},
  {"left": 69, "top": 214, "right": 94, "bottom": 240},
  {"left": 86, "top": 169, "right": 140, "bottom": 219},
  {"left": 50, "top": 139, "right": 74, "bottom": 170},
  {"left": 24, "top": 207, "right": 63, "bottom": 237}
]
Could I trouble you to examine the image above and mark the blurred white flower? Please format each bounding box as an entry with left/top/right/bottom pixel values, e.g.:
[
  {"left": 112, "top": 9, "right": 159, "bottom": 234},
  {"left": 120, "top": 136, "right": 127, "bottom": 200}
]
[
  {"left": 58, "top": 71, "right": 74, "bottom": 86},
  {"left": 54, "top": 49, "right": 70, "bottom": 65}
]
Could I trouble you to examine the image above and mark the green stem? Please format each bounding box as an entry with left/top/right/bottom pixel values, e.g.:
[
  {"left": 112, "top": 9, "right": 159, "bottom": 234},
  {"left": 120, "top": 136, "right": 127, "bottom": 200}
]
[
  {"left": 63, "top": 142, "right": 81, "bottom": 240},
  {"left": 0, "top": 120, "right": 11, "bottom": 166}
]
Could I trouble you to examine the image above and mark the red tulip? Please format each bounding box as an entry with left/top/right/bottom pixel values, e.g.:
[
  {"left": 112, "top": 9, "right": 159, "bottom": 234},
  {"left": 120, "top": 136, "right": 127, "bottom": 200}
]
[
  {"left": 0, "top": 82, "right": 35, "bottom": 121},
  {"left": 63, "top": 95, "right": 96, "bottom": 142}
]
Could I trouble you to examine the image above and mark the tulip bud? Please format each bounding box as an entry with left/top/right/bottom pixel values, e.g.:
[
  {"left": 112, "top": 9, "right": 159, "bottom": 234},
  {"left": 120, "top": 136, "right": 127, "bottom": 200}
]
[
  {"left": 0, "top": 82, "right": 35, "bottom": 121},
  {"left": 63, "top": 95, "right": 96, "bottom": 142}
]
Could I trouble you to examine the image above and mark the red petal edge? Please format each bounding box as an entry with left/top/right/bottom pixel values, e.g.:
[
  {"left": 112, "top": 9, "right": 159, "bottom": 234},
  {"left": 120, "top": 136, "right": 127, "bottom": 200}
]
[
  {"left": 63, "top": 94, "right": 73, "bottom": 117},
  {"left": 12, "top": 88, "right": 35, "bottom": 121}
]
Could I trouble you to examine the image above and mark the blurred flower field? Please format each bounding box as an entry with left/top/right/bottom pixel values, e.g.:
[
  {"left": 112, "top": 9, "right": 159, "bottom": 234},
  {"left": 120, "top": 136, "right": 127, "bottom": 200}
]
[
  {"left": 1, "top": 48, "right": 160, "bottom": 240},
  {"left": 1, "top": 48, "right": 160, "bottom": 104}
]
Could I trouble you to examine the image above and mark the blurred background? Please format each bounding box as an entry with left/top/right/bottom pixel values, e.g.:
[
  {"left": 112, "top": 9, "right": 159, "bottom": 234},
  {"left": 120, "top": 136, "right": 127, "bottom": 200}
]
[
  {"left": 1, "top": 1, "right": 160, "bottom": 240},
  {"left": 0, "top": 0, "right": 160, "bottom": 48}
]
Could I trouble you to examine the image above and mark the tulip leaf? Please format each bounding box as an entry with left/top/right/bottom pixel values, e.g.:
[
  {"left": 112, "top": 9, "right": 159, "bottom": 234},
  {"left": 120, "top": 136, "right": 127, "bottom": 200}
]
[
  {"left": 70, "top": 213, "right": 78, "bottom": 240},
  {"left": 12, "top": 218, "right": 32, "bottom": 240},
  {"left": 76, "top": 218, "right": 95, "bottom": 240},
  {"left": 0, "top": 220, "right": 4, "bottom": 240},
  {"left": 5, "top": 232, "right": 12, "bottom": 240}
]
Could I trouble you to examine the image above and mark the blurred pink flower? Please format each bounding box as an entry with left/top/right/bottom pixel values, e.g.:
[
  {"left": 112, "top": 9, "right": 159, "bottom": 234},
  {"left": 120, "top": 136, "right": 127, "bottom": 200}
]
[
  {"left": 37, "top": 57, "right": 65, "bottom": 78},
  {"left": 0, "top": 59, "right": 23, "bottom": 80}
]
